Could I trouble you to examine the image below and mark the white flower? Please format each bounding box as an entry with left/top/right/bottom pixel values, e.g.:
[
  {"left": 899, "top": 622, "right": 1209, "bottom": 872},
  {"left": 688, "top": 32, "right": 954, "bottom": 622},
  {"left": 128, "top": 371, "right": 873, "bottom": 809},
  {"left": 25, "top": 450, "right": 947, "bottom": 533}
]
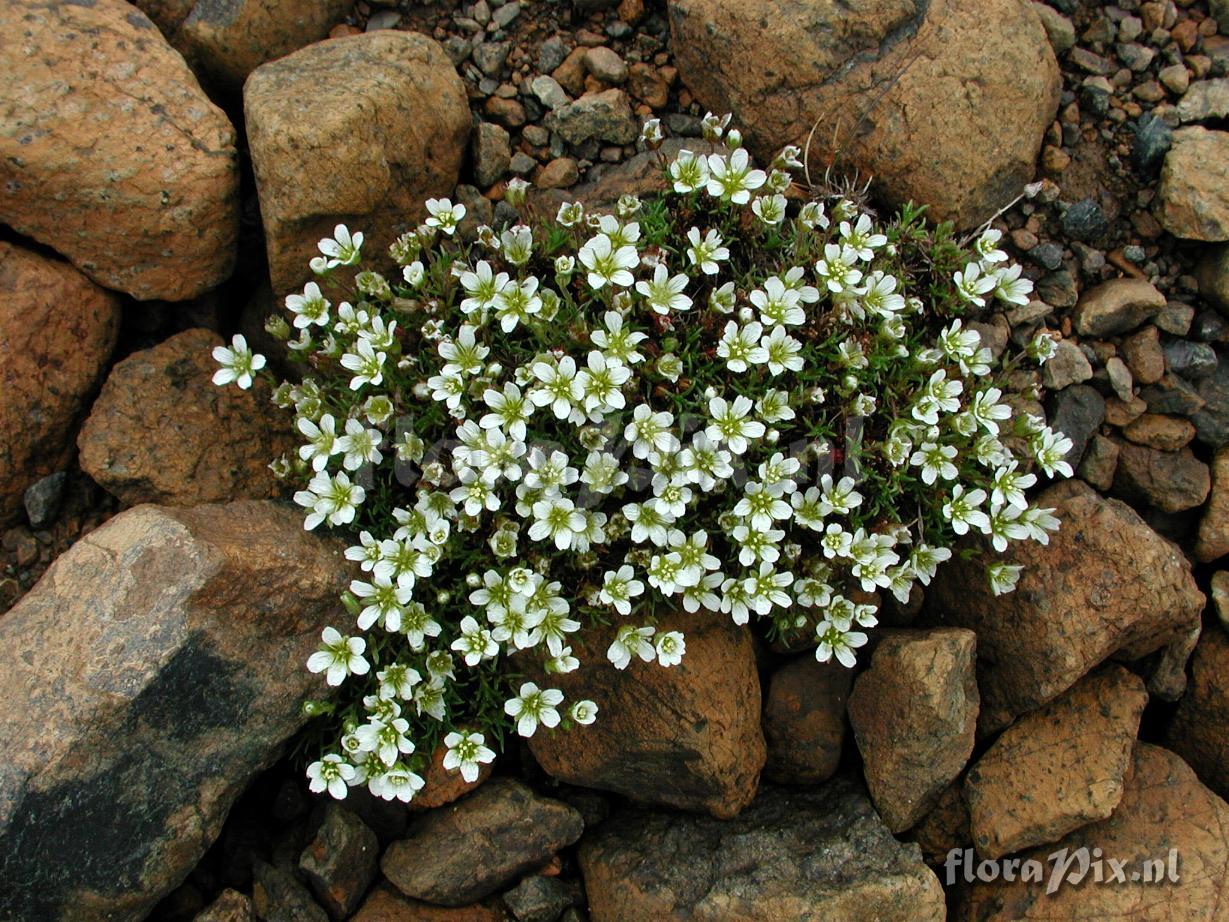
[
  {"left": 751, "top": 277, "right": 805, "bottom": 327},
  {"left": 451, "top": 615, "right": 498, "bottom": 666},
  {"left": 753, "top": 325, "right": 804, "bottom": 375},
  {"left": 212, "top": 334, "right": 265, "bottom": 389},
  {"left": 706, "top": 395, "right": 765, "bottom": 455},
  {"left": 942, "top": 484, "right": 990, "bottom": 536},
  {"left": 706, "top": 148, "right": 766, "bottom": 204},
  {"left": 591, "top": 311, "right": 647, "bottom": 365},
  {"left": 439, "top": 325, "right": 489, "bottom": 378},
  {"left": 369, "top": 766, "right": 425, "bottom": 803},
  {"left": 443, "top": 730, "right": 496, "bottom": 782},
  {"left": 606, "top": 624, "right": 656, "bottom": 670},
  {"left": 669, "top": 149, "right": 710, "bottom": 193},
  {"left": 752, "top": 193, "right": 787, "bottom": 225},
  {"left": 557, "top": 201, "right": 585, "bottom": 227},
  {"left": 425, "top": 197, "right": 466, "bottom": 235},
  {"left": 307, "top": 626, "right": 370, "bottom": 686},
  {"left": 839, "top": 214, "right": 887, "bottom": 261},
  {"left": 286, "top": 282, "right": 330, "bottom": 329},
  {"left": 529, "top": 355, "right": 582, "bottom": 419},
  {"left": 307, "top": 753, "right": 356, "bottom": 799},
  {"left": 1028, "top": 332, "right": 1058, "bottom": 364},
  {"left": 340, "top": 339, "right": 386, "bottom": 390},
  {"left": 625, "top": 403, "right": 678, "bottom": 459},
  {"left": 815, "top": 617, "right": 867, "bottom": 668},
  {"left": 317, "top": 224, "right": 363, "bottom": 268},
  {"left": 818, "top": 474, "right": 863, "bottom": 516},
  {"left": 460, "top": 261, "right": 510, "bottom": 316},
  {"left": 481, "top": 382, "right": 534, "bottom": 440},
  {"left": 504, "top": 682, "right": 564, "bottom": 737},
  {"left": 297, "top": 413, "right": 338, "bottom": 471},
  {"left": 402, "top": 261, "right": 425, "bottom": 287},
  {"left": 992, "top": 262, "right": 1033, "bottom": 305},
  {"left": 734, "top": 481, "right": 792, "bottom": 532},
  {"left": 336, "top": 418, "right": 383, "bottom": 471},
  {"left": 686, "top": 227, "right": 729, "bottom": 275},
  {"left": 494, "top": 277, "right": 543, "bottom": 332},
  {"left": 717, "top": 320, "right": 763, "bottom": 373},
  {"left": 635, "top": 263, "right": 692, "bottom": 314},
  {"left": 501, "top": 225, "right": 534, "bottom": 265},
  {"left": 987, "top": 562, "right": 1023, "bottom": 596},
  {"left": 529, "top": 496, "right": 586, "bottom": 550},
  {"left": 655, "top": 630, "right": 686, "bottom": 666},
  {"left": 954, "top": 261, "right": 996, "bottom": 306},
  {"left": 577, "top": 350, "right": 632, "bottom": 417},
  {"left": 568, "top": 700, "right": 598, "bottom": 725},
  {"left": 1033, "top": 428, "right": 1074, "bottom": 479},
  {"left": 909, "top": 442, "right": 959, "bottom": 485},
  {"left": 294, "top": 470, "right": 365, "bottom": 530},
  {"left": 579, "top": 234, "right": 638, "bottom": 289}
]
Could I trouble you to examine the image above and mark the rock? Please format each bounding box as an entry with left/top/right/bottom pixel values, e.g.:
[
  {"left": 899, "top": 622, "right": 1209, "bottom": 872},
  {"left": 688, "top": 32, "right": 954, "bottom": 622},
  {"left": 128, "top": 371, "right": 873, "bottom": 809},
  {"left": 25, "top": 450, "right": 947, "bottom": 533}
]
[
  {"left": 1156, "top": 127, "right": 1229, "bottom": 241},
  {"left": 0, "top": 0, "right": 239, "bottom": 301},
  {"left": 1105, "top": 356, "right": 1134, "bottom": 404},
  {"left": 910, "top": 782, "right": 972, "bottom": 865},
  {"left": 1047, "top": 384, "right": 1104, "bottom": 467},
  {"left": 627, "top": 62, "right": 670, "bottom": 108},
  {"left": 0, "top": 502, "right": 348, "bottom": 920},
  {"left": 0, "top": 242, "right": 121, "bottom": 527},
  {"left": 299, "top": 805, "right": 380, "bottom": 918},
  {"left": 579, "top": 780, "right": 945, "bottom": 921},
  {"left": 583, "top": 47, "right": 627, "bottom": 84},
  {"left": 1165, "top": 339, "right": 1219, "bottom": 379},
  {"left": 473, "top": 122, "right": 512, "bottom": 188},
  {"left": 1031, "top": 2, "right": 1075, "bottom": 53},
  {"left": 762, "top": 656, "right": 850, "bottom": 784},
  {"left": 543, "top": 88, "right": 638, "bottom": 145},
  {"left": 1165, "top": 628, "right": 1229, "bottom": 800},
  {"left": 472, "top": 41, "right": 510, "bottom": 78},
  {"left": 179, "top": 0, "right": 356, "bottom": 90},
  {"left": 352, "top": 884, "right": 504, "bottom": 922},
  {"left": 1175, "top": 78, "right": 1229, "bottom": 123},
  {"left": 848, "top": 629, "right": 979, "bottom": 833},
  {"left": 77, "top": 329, "right": 291, "bottom": 507},
  {"left": 529, "top": 74, "right": 571, "bottom": 111},
  {"left": 195, "top": 888, "right": 255, "bottom": 922},
  {"left": 1112, "top": 440, "right": 1211, "bottom": 513},
  {"left": 1073, "top": 278, "right": 1166, "bottom": 337},
  {"left": 964, "top": 666, "right": 1147, "bottom": 859},
  {"left": 1196, "top": 447, "right": 1229, "bottom": 562},
  {"left": 537, "top": 157, "right": 581, "bottom": 189},
  {"left": 525, "top": 609, "right": 765, "bottom": 819},
  {"left": 1148, "top": 624, "right": 1201, "bottom": 703},
  {"left": 382, "top": 780, "right": 581, "bottom": 906},
  {"left": 1078, "top": 433, "right": 1119, "bottom": 490},
  {"left": 1122, "top": 326, "right": 1166, "bottom": 384},
  {"left": 953, "top": 744, "right": 1229, "bottom": 921},
  {"left": 1042, "top": 340, "right": 1094, "bottom": 390},
  {"left": 246, "top": 32, "right": 470, "bottom": 294},
  {"left": 252, "top": 861, "right": 328, "bottom": 922},
  {"left": 502, "top": 876, "right": 574, "bottom": 922},
  {"left": 1122, "top": 413, "right": 1197, "bottom": 451},
  {"left": 1198, "top": 245, "right": 1229, "bottom": 314},
  {"left": 22, "top": 472, "right": 69, "bottom": 531},
  {"left": 1157, "top": 300, "right": 1196, "bottom": 336},
  {"left": 538, "top": 36, "right": 569, "bottom": 74},
  {"left": 668, "top": 0, "right": 1060, "bottom": 228},
  {"left": 1213, "top": 572, "right": 1229, "bottom": 630},
  {"left": 411, "top": 740, "right": 491, "bottom": 811},
  {"left": 1132, "top": 112, "right": 1173, "bottom": 174},
  {"left": 1192, "top": 354, "right": 1229, "bottom": 446},
  {"left": 1159, "top": 63, "right": 1191, "bottom": 96},
  {"left": 1061, "top": 199, "right": 1108, "bottom": 241},
  {"left": 131, "top": 0, "right": 196, "bottom": 36},
  {"left": 925, "top": 480, "right": 1204, "bottom": 729},
  {"left": 1140, "top": 372, "right": 1206, "bottom": 417}
]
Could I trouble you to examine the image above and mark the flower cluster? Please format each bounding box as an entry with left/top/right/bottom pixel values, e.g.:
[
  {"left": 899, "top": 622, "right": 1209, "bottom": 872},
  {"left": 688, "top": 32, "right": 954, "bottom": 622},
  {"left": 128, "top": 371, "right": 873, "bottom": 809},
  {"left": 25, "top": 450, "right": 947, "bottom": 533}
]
[{"left": 215, "top": 117, "right": 1071, "bottom": 803}]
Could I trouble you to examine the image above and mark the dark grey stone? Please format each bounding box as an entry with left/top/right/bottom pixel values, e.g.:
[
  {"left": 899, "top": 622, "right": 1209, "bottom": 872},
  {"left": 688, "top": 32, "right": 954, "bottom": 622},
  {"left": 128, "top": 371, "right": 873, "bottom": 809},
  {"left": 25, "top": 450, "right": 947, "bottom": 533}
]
[{"left": 23, "top": 471, "right": 68, "bottom": 530}]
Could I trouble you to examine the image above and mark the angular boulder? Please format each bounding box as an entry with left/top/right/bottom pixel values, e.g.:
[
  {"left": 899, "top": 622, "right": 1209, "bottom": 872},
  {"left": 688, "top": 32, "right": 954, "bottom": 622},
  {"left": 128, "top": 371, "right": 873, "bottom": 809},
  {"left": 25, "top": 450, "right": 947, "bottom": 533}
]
[
  {"left": 0, "top": 0, "right": 240, "bottom": 300},
  {"left": 526, "top": 609, "right": 766, "bottom": 818},
  {"left": 77, "top": 328, "right": 292, "bottom": 507},
  {"left": 668, "top": 0, "right": 1061, "bottom": 228},
  {"left": 1195, "top": 446, "right": 1229, "bottom": 562},
  {"left": 0, "top": 502, "right": 348, "bottom": 920},
  {"left": 925, "top": 480, "right": 1204, "bottom": 729},
  {"left": 0, "top": 242, "right": 121, "bottom": 526},
  {"left": 579, "top": 780, "right": 946, "bottom": 921},
  {"left": 1156, "top": 127, "right": 1229, "bottom": 241},
  {"left": 762, "top": 655, "right": 851, "bottom": 784},
  {"left": 1166, "top": 629, "right": 1229, "bottom": 800},
  {"left": 381, "top": 779, "right": 583, "bottom": 907},
  {"left": 848, "top": 628, "right": 980, "bottom": 833},
  {"left": 954, "top": 744, "right": 1229, "bottom": 920},
  {"left": 964, "top": 666, "right": 1148, "bottom": 859},
  {"left": 245, "top": 32, "right": 470, "bottom": 294}
]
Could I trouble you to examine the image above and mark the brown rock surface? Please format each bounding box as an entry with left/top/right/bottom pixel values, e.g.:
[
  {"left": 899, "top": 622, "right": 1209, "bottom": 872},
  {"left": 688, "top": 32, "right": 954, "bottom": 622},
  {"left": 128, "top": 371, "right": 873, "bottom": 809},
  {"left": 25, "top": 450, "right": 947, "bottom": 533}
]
[
  {"left": 926, "top": 480, "right": 1204, "bottom": 729},
  {"left": 1196, "top": 446, "right": 1229, "bottom": 562},
  {"left": 668, "top": 0, "right": 1060, "bottom": 228},
  {"left": 245, "top": 32, "right": 469, "bottom": 294},
  {"left": 1167, "top": 629, "right": 1229, "bottom": 800},
  {"left": 180, "top": 0, "right": 357, "bottom": 89},
  {"left": 1073, "top": 278, "right": 1167, "bottom": 337},
  {"left": 954, "top": 744, "right": 1229, "bottom": 920},
  {"left": 298, "top": 804, "right": 379, "bottom": 918},
  {"left": 352, "top": 884, "right": 504, "bottom": 922},
  {"left": 964, "top": 666, "right": 1148, "bottom": 859},
  {"left": 762, "top": 656, "right": 851, "bottom": 784},
  {"left": 0, "top": 242, "right": 121, "bottom": 526},
  {"left": 848, "top": 628, "right": 980, "bottom": 833},
  {"left": 1111, "top": 440, "right": 1211, "bottom": 513},
  {"left": 78, "top": 328, "right": 292, "bottom": 507},
  {"left": 1122, "top": 413, "right": 1196, "bottom": 451},
  {"left": 526, "top": 609, "right": 766, "bottom": 819},
  {"left": 1156, "top": 127, "right": 1229, "bottom": 241},
  {"left": 381, "top": 779, "right": 583, "bottom": 907},
  {"left": 579, "top": 780, "right": 946, "bottom": 922},
  {"left": 410, "top": 740, "right": 492, "bottom": 811},
  {"left": 0, "top": 502, "right": 348, "bottom": 921},
  {"left": 0, "top": 0, "right": 239, "bottom": 300}
]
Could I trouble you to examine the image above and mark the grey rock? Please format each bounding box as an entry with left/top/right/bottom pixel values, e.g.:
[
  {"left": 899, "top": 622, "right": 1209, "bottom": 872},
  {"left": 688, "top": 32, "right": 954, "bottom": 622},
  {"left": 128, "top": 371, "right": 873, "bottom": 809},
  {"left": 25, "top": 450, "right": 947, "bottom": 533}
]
[
  {"left": 1193, "top": 354, "right": 1229, "bottom": 447},
  {"left": 23, "top": 471, "right": 67, "bottom": 530},
  {"left": 543, "top": 89, "right": 638, "bottom": 145},
  {"left": 1156, "top": 300, "right": 1195, "bottom": 336},
  {"left": 1043, "top": 340, "right": 1094, "bottom": 390},
  {"left": 298, "top": 805, "right": 379, "bottom": 918},
  {"left": 1140, "top": 373, "right": 1207, "bottom": 416},
  {"left": 252, "top": 861, "right": 328, "bottom": 922},
  {"left": 1156, "top": 127, "right": 1229, "bottom": 241},
  {"left": 1165, "top": 339, "right": 1219, "bottom": 380},
  {"left": 579, "top": 781, "right": 945, "bottom": 920},
  {"left": 1029, "top": 242, "right": 1065, "bottom": 271},
  {"left": 1198, "top": 244, "right": 1229, "bottom": 315},
  {"left": 365, "top": 9, "right": 401, "bottom": 30},
  {"left": 1106, "top": 355, "right": 1135, "bottom": 402},
  {"left": 1195, "top": 311, "right": 1229, "bottom": 344},
  {"left": 529, "top": 75, "right": 571, "bottom": 111},
  {"left": 1074, "top": 278, "right": 1166, "bottom": 337},
  {"left": 1031, "top": 2, "right": 1075, "bottom": 53},
  {"left": 509, "top": 151, "right": 538, "bottom": 176},
  {"left": 473, "top": 121, "right": 512, "bottom": 187},
  {"left": 538, "top": 36, "right": 569, "bottom": 73},
  {"left": 1062, "top": 198, "right": 1109, "bottom": 241},
  {"left": 1048, "top": 384, "right": 1105, "bottom": 467},
  {"left": 491, "top": 2, "right": 520, "bottom": 29},
  {"left": 1176, "top": 79, "right": 1229, "bottom": 123},
  {"left": 503, "top": 875, "right": 575, "bottom": 922},
  {"left": 584, "top": 46, "right": 628, "bottom": 84},
  {"left": 1112, "top": 441, "right": 1211, "bottom": 513},
  {"left": 473, "top": 41, "right": 510, "bottom": 77}
]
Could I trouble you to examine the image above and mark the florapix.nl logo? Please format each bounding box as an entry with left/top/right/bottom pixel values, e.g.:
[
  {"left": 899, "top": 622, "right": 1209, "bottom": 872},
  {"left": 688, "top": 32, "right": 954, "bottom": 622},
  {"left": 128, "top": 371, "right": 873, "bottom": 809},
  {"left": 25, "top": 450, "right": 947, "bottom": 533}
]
[{"left": 945, "top": 846, "right": 1180, "bottom": 895}]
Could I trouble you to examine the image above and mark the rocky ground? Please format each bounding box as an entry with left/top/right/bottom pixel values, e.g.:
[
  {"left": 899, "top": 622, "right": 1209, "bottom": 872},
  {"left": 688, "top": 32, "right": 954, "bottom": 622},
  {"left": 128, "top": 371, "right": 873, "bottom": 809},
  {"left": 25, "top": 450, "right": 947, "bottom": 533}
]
[{"left": 3, "top": 0, "right": 1229, "bottom": 919}]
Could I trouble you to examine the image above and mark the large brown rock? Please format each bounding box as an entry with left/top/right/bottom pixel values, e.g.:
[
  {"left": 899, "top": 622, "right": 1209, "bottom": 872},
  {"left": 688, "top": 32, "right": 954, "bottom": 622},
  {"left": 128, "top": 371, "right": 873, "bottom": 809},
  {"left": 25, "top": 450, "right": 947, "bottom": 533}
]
[
  {"left": 245, "top": 32, "right": 469, "bottom": 294},
  {"left": 964, "top": 666, "right": 1148, "bottom": 859},
  {"left": 1156, "top": 127, "right": 1229, "bottom": 241},
  {"left": 926, "top": 480, "right": 1204, "bottom": 730},
  {"left": 1167, "top": 629, "right": 1229, "bottom": 800},
  {"left": 179, "top": 0, "right": 357, "bottom": 90},
  {"left": 954, "top": 744, "right": 1229, "bottom": 920},
  {"left": 0, "top": 242, "right": 120, "bottom": 526},
  {"left": 0, "top": 502, "right": 348, "bottom": 921},
  {"left": 526, "top": 609, "right": 766, "bottom": 819},
  {"left": 1111, "top": 439, "right": 1211, "bottom": 513},
  {"left": 762, "top": 655, "right": 851, "bottom": 784},
  {"left": 1195, "top": 446, "right": 1229, "bottom": 562},
  {"left": 668, "top": 0, "right": 1060, "bottom": 228},
  {"left": 0, "top": 0, "right": 240, "bottom": 300},
  {"left": 579, "top": 780, "right": 946, "bottom": 922},
  {"left": 77, "top": 328, "right": 292, "bottom": 507},
  {"left": 381, "top": 779, "right": 583, "bottom": 907},
  {"left": 352, "top": 885, "right": 504, "bottom": 922},
  {"left": 848, "top": 628, "right": 980, "bottom": 833}
]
